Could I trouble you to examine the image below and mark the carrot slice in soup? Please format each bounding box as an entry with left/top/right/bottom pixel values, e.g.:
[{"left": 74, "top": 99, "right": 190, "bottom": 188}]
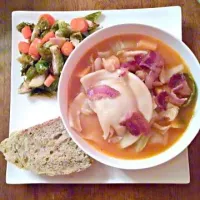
[
  {"left": 61, "top": 41, "right": 74, "bottom": 56},
  {"left": 18, "top": 41, "right": 30, "bottom": 54},
  {"left": 41, "top": 31, "right": 55, "bottom": 44},
  {"left": 21, "top": 26, "right": 32, "bottom": 39},
  {"left": 70, "top": 18, "right": 88, "bottom": 33},
  {"left": 29, "top": 38, "right": 42, "bottom": 58},
  {"left": 39, "top": 14, "right": 55, "bottom": 26}
]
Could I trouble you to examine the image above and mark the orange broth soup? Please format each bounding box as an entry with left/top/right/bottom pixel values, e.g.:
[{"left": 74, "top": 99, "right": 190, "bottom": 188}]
[{"left": 68, "top": 34, "right": 197, "bottom": 160}]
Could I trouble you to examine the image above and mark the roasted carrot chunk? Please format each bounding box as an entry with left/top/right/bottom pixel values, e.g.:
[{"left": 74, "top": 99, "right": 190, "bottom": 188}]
[
  {"left": 61, "top": 41, "right": 74, "bottom": 56},
  {"left": 70, "top": 18, "right": 88, "bottom": 33},
  {"left": 18, "top": 41, "right": 30, "bottom": 54}
]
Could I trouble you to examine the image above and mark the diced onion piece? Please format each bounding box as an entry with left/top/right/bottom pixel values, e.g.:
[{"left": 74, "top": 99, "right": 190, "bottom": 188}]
[
  {"left": 49, "top": 37, "right": 66, "bottom": 48},
  {"left": 97, "top": 51, "right": 112, "bottom": 58},
  {"left": 150, "top": 110, "right": 159, "bottom": 125},
  {"left": 18, "top": 81, "right": 31, "bottom": 94},
  {"left": 171, "top": 119, "right": 185, "bottom": 129},
  {"left": 121, "top": 50, "right": 148, "bottom": 57},
  {"left": 159, "top": 64, "right": 184, "bottom": 84},
  {"left": 102, "top": 55, "right": 120, "bottom": 72},
  {"left": 118, "top": 50, "right": 148, "bottom": 63},
  {"left": 29, "top": 74, "right": 46, "bottom": 88},
  {"left": 81, "top": 98, "right": 94, "bottom": 115},
  {"left": 94, "top": 57, "right": 102, "bottom": 71},
  {"left": 135, "top": 135, "right": 150, "bottom": 152},
  {"left": 159, "top": 103, "right": 179, "bottom": 121},
  {"left": 119, "top": 132, "right": 141, "bottom": 149},
  {"left": 121, "top": 40, "right": 137, "bottom": 50},
  {"left": 149, "top": 133, "right": 164, "bottom": 145},
  {"left": 108, "top": 136, "right": 123, "bottom": 144},
  {"left": 152, "top": 123, "right": 171, "bottom": 134},
  {"left": 163, "top": 132, "right": 169, "bottom": 145},
  {"left": 137, "top": 40, "right": 157, "bottom": 51},
  {"left": 77, "top": 66, "right": 91, "bottom": 78},
  {"left": 86, "top": 20, "right": 94, "bottom": 28},
  {"left": 111, "top": 41, "right": 125, "bottom": 52},
  {"left": 135, "top": 70, "right": 147, "bottom": 81},
  {"left": 108, "top": 127, "right": 115, "bottom": 139},
  {"left": 69, "top": 93, "right": 87, "bottom": 132},
  {"left": 152, "top": 96, "right": 157, "bottom": 110},
  {"left": 149, "top": 132, "right": 168, "bottom": 146}
]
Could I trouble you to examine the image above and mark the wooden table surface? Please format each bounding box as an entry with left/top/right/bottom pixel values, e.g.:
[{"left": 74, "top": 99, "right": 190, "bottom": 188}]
[{"left": 0, "top": 0, "right": 200, "bottom": 199}]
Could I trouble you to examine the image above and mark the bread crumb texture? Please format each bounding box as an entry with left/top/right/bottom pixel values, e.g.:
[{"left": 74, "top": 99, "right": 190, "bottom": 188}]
[{"left": 0, "top": 117, "right": 92, "bottom": 176}]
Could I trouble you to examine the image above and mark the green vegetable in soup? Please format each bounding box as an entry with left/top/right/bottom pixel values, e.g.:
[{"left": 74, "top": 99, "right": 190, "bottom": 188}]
[
  {"left": 135, "top": 135, "right": 150, "bottom": 152},
  {"left": 26, "top": 66, "right": 37, "bottom": 80},
  {"left": 85, "top": 11, "right": 102, "bottom": 23},
  {"left": 183, "top": 73, "right": 197, "bottom": 107},
  {"left": 50, "top": 45, "right": 64, "bottom": 75},
  {"left": 55, "top": 20, "right": 71, "bottom": 38},
  {"left": 38, "top": 46, "right": 52, "bottom": 62},
  {"left": 35, "top": 60, "right": 49, "bottom": 74},
  {"left": 16, "top": 22, "right": 35, "bottom": 32}
]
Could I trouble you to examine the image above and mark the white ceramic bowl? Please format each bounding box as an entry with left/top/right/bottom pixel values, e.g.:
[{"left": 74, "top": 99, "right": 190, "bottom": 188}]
[{"left": 58, "top": 24, "right": 200, "bottom": 169}]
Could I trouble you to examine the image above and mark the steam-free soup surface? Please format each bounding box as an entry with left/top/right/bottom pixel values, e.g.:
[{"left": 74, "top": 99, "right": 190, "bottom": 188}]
[{"left": 68, "top": 34, "right": 196, "bottom": 159}]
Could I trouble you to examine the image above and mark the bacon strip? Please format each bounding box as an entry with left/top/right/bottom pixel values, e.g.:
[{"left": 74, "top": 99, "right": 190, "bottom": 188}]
[
  {"left": 120, "top": 112, "right": 150, "bottom": 136},
  {"left": 168, "top": 73, "right": 191, "bottom": 97},
  {"left": 140, "top": 51, "right": 164, "bottom": 89},
  {"left": 155, "top": 91, "right": 169, "bottom": 110}
]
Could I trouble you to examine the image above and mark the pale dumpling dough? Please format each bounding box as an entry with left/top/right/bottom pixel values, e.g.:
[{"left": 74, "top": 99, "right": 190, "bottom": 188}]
[{"left": 81, "top": 70, "right": 153, "bottom": 139}]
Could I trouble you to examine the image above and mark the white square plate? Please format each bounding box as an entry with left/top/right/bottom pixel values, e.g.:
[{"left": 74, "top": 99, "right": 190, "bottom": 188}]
[{"left": 7, "top": 6, "right": 190, "bottom": 184}]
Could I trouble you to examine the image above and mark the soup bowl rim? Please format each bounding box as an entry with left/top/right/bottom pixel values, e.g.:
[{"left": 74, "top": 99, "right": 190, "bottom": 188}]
[{"left": 58, "top": 23, "right": 200, "bottom": 169}]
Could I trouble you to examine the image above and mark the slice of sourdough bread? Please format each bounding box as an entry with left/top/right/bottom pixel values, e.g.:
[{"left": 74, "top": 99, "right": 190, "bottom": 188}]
[{"left": 0, "top": 117, "right": 92, "bottom": 176}]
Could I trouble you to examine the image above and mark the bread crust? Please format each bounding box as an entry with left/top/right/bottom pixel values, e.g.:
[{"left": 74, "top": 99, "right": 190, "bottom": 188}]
[{"left": 0, "top": 117, "right": 92, "bottom": 176}]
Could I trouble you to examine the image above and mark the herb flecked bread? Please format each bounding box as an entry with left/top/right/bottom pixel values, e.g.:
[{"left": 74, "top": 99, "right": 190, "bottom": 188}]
[{"left": 0, "top": 117, "right": 92, "bottom": 176}]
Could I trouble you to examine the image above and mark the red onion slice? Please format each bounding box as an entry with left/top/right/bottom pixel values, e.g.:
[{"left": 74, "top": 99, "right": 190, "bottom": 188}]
[{"left": 87, "top": 85, "right": 120, "bottom": 101}]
